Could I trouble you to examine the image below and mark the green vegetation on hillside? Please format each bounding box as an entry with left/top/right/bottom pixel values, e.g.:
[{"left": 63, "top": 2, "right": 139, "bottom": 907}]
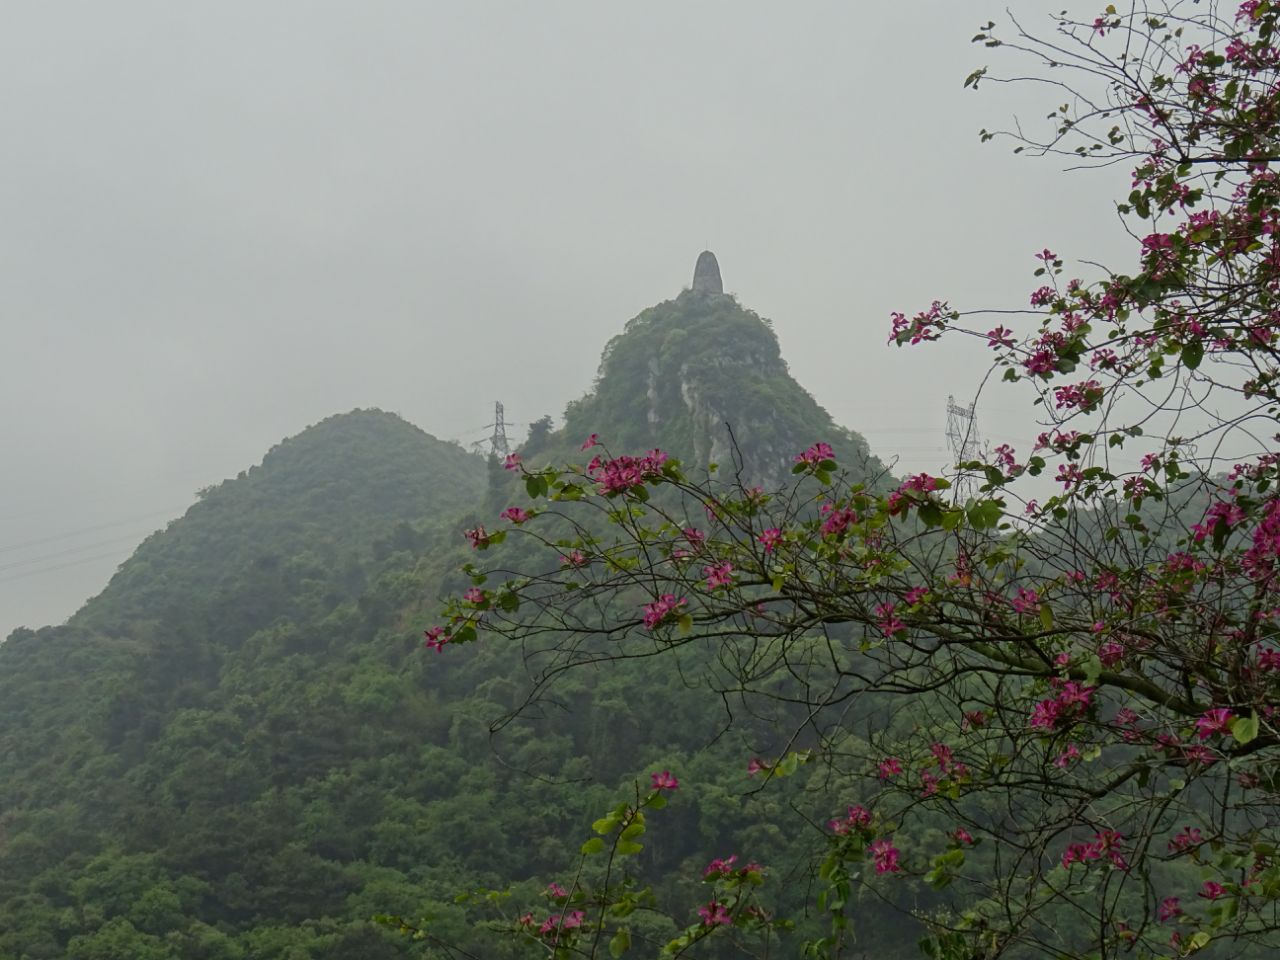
[{"left": 0, "top": 299, "right": 926, "bottom": 959}]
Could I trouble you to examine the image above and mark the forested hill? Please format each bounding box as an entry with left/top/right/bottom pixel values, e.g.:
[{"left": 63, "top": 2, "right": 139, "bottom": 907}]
[
  {"left": 76, "top": 409, "right": 485, "bottom": 634},
  {"left": 0, "top": 263, "right": 915, "bottom": 960}
]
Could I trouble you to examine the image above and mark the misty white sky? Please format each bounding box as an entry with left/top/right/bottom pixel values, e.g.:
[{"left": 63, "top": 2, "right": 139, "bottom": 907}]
[{"left": 1, "top": 2, "right": 1136, "bottom": 637}]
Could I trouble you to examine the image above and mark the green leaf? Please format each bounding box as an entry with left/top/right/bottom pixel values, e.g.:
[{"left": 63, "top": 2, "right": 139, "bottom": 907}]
[
  {"left": 1231, "top": 712, "right": 1260, "bottom": 745},
  {"left": 593, "top": 816, "right": 620, "bottom": 835},
  {"left": 1039, "top": 605, "right": 1054, "bottom": 631},
  {"left": 677, "top": 613, "right": 693, "bottom": 634},
  {"left": 918, "top": 502, "right": 943, "bottom": 527},
  {"left": 616, "top": 840, "right": 643, "bottom": 856},
  {"left": 581, "top": 837, "right": 605, "bottom": 855},
  {"left": 1183, "top": 339, "right": 1204, "bottom": 370},
  {"left": 610, "top": 928, "right": 631, "bottom": 958}
]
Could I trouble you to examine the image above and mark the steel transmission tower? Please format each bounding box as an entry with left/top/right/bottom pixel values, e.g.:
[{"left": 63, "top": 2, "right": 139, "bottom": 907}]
[
  {"left": 471, "top": 401, "right": 510, "bottom": 459},
  {"left": 945, "top": 395, "right": 984, "bottom": 501}
]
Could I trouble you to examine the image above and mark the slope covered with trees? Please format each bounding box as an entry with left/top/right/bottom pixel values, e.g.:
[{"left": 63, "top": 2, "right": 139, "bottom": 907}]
[{"left": 0, "top": 289, "right": 916, "bottom": 959}]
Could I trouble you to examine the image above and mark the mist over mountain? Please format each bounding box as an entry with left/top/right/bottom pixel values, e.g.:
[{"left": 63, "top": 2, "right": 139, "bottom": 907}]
[{"left": 0, "top": 257, "right": 914, "bottom": 960}]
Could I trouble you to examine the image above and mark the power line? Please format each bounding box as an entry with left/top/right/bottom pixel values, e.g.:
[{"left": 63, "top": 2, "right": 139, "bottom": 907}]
[
  {"left": 0, "top": 549, "right": 130, "bottom": 586},
  {"left": 0, "top": 532, "right": 148, "bottom": 574},
  {"left": 0, "top": 507, "right": 183, "bottom": 556}
]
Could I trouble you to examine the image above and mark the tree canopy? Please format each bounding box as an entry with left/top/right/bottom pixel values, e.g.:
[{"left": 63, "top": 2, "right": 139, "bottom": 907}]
[{"left": 429, "top": 4, "right": 1280, "bottom": 958}]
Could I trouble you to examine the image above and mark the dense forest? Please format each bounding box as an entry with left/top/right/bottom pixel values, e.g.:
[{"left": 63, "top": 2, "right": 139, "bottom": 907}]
[{"left": 0, "top": 282, "right": 916, "bottom": 959}]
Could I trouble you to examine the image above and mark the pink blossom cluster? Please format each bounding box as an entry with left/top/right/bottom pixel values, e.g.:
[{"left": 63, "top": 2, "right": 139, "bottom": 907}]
[
  {"left": 641, "top": 594, "right": 686, "bottom": 630},
  {"left": 586, "top": 449, "right": 669, "bottom": 495},
  {"left": 1029, "top": 680, "right": 1095, "bottom": 731},
  {"left": 697, "top": 899, "right": 732, "bottom": 926},
  {"left": 423, "top": 626, "right": 452, "bottom": 653},
  {"left": 1008, "top": 587, "right": 1040, "bottom": 615},
  {"left": 1244, "top": 498, "right": 1280, "bottom": 577},
  {"left": 1052, "top": 379, "right": 1102, "bottom": 411},
  {"left": 702, "top": 855, "right": 762, "bottom": 880},
  {"left": 703, "top": 562, "right": 734, "bottom": 590},
  {"left": 868, "top": 838, "right": 902, "bottom": 874},
  {"left": 794, "top": 441, "right": 835, "bottom": 466},
  {"left": 1061, "top": 830, "right": 1127, "bottom": 870},
  {"left": 992, "top": 443, "right": 1020, "bottom": 477},
  {"left": 888, "top": 300, "right": 950, "bottom": 346},
  {"left": 930, "top": 741, "right": 969, "bottom": 781},
  {"left": 874, "top": 602, "right": 905, "bottom": 637},
  {"left": 819, "top": 503, "right": 858, "bottom": 537},
  {"left": 1195, "top": 707, "right": 1234, "bottom": 739},
  {"left": 1191, "top": 498, "right": 1246, "bottom": 543},
  {"left": 521, "top": 909, "right": 584, "bottom": 938},
  {"left": 500, "top": 506, "right": 531, "bottom": 524},
  {"left": 1169, "top": 826, "right": 1203, "bottom": 852},
  {"left": 828, "top": 804, "right": 872, "bottom": 835},
  {"left": 650, "top": 770, "right": 679, "bottom": 791}
]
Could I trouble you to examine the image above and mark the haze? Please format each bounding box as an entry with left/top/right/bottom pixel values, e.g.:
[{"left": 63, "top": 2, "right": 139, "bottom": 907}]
[{"left": 0, "top": 2, "right": 1130, "bottom": 637}]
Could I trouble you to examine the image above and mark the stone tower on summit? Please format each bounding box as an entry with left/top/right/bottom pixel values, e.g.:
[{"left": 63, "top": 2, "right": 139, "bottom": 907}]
[{"left": 691, "top": 250, "right": 723, "bottom": 294}]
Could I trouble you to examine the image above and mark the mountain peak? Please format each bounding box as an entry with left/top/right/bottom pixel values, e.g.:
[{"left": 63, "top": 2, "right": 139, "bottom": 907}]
[
  {"left": 548, "top": 278, "right": 881, "bottom": 485},
  {"left": 691, "top": 250, "right": 723, "bottom": 294}
]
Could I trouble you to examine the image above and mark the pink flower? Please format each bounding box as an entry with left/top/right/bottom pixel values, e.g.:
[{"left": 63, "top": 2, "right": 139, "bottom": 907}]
[
  {"left": 878, "top": 757, "right": 903, "bottom": 780},
  {"left": 463, "top": 587, "right": 485, "bottom": 604},
  {"left": 1169, "top": 827, "right": 1203, "bottom": 852},
  {"left": 1054, "top": 743, "right": 1082, "bottom": 768},
  {"left": 703, "top": 855, "right": 738, "bottom": 879},
  {"left": 704, "top": 562, "right": 734, "bottom": 590},
  {"left": 986, "top": 325, "right": 1016, "bottom": 349},
  {"left": 500, "top": 506, "right": 532, "bottom": 524},
  {"left": 951, "top": 828, "right": 975, "bottom": 845},
  {"left": 641, "top": 594, "right": 686, "bottom": 630},
  {"left": 503, "top": 453, "right": 522, "bottom": 471},
  {"left": 1158, "top": 897, "right": 1182, "bottom": 922},
  {"left": 581, "top": 434, "right": 600, "bottom": 450},
  {"left": 1199, "top": 881, "right": 1226, "bottom": 900},
  {"left": 829, "top": 804, "right": 872, "bottom": 835},
  {"left": 588, "top": 450, "right": 669, "bottom": 495},
  {"left": 868, "top": 838, "right": 901, "bottom": 874},
  {"left": 423, "top": 626, "right": 451, "bottom": 653},
  {"left": 874, "top": 602, "right": 906, "bottom": 637},
  {"left": 547, "top": 882, "right": 569, "bottom": 899},
  {"left": 1195, "top": 707, "right": 1234, "bottom": 740},
  {"left": 794, "top": 441, "right": 836, "bottom": 466},
  {"left": 904, "top": 586, "right": 929, "bottom": 605},
  {"left": 758, "top": 527, "right": 783, "bottom": 552},
  {"left": 559, "top": 551, "right": 587, "bottom": 568},
  {"left": 697, "top": 899, "right": 732, "bottom": 926},
  {"left": 1009, "top": 587, "right": 1040, "bottom": 615},
  {"left": 650, "top": 770, "right": 679, "bottom": 791},
  {"left": 1098, "top": 641, "right": 1125, "bottom": 666},
  {"left": 464, "top": 526, "right": 490, "bottom": 549},
  {"left": 747, "top": 758, "right": 766, "bottom": 777}
]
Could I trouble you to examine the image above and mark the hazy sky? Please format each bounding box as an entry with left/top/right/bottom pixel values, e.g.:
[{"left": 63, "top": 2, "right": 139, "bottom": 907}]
[{"left": 1, "top": 2, "right": 1135, "bottom": 637}]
